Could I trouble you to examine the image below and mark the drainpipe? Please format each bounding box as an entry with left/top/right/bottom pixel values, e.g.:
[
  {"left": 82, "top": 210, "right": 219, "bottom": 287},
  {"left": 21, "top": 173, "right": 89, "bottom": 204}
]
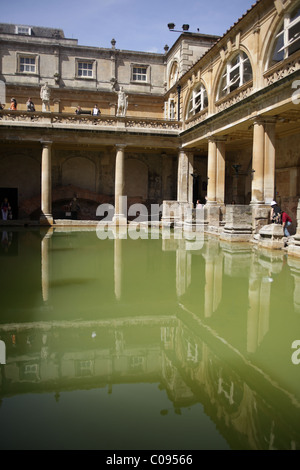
[{"left": 177, "top": 85, "right": 181, "bottom": 121}]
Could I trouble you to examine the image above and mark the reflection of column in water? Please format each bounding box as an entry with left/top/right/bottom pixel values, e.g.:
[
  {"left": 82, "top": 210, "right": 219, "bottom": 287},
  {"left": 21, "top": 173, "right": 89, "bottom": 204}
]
[
  {"left": 114, "top": 235, "right": 122, "bottom": 300},
  {"left": 247, "top": 266, "right": 261, "bottom": 354},
  {"left": 176, "top": 242, "right": 191, "bottom": 297},
  {"left": 258, "top": 277, "right": 271, "bottom": 344},
  {"left": 213, "top": 253, "right": 223, "bottom": 313},
  {"left": 292, "top": 273, "right": 300, "bottom": 313},
  {"left": 203, "top": 241, "right": 223, "bottom": 318},
  {"left": 113, "top": 226, "right": 127, "bottom": 300},
  {"left": 288, "top": 259, "right": 300, "bottom": 313},
  {"left": 204, "top": 257, "right": 214, "bottom": 318},
  {"left": 247, "top": 259, "right": 272, "bottom": 353},
  {"left": 41, "top": 228, "right": 53, "bottom": 302}
]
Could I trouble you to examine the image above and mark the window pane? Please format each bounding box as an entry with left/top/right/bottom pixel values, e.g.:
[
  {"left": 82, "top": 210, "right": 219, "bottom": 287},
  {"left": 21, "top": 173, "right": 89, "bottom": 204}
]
[
  {"left": 243, "top": 59, "right": 253, "bottom": 83},
  {"left": 272, "top": 34, "right": 284, "bottom": 63},
  {"left": 288, "top": 23, "right": 300, "bottom": 56},
  {"left": 133, "top": 67, "right": 147, "bottom": 81},
  {"left": 78, "top": 62, "right": 93, "bottom": 77},
  {"left": 290, "top": 6, "right": 300, "bottom": 24},
  {"left": 20, "top": 57, "right": 35, "bottom": 73}
]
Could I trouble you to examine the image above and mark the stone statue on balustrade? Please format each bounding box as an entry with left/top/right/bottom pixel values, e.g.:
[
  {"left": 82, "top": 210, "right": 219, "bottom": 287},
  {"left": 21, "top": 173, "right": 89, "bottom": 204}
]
[
  {"left": 40, "top": 82, "right": 51, "bottom": 112},
  {"left": 116, "top": 86, "right": 128, "bottom": 117}
]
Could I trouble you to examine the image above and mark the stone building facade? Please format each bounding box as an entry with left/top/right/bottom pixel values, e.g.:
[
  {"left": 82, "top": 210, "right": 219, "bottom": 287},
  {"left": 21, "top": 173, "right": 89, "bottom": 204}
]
[{"left": 0, "top": 0, "right": 299, "bottom": 234}]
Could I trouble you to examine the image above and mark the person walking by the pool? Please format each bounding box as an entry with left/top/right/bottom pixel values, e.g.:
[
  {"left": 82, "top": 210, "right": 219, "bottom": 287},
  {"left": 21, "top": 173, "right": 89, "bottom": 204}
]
[{"left": 1, "top": 198, "right": 11, "bottom": 220}]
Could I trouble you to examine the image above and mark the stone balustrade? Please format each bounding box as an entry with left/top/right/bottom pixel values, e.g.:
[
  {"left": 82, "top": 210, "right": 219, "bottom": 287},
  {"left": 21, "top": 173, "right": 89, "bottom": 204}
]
[
  {"left": 0, "top": 110, "right": 182, "bottom": 134},
  {"left": 264, "top": 55, "right": 300, "bottom": 86},
  {"left": 215, "top": 81, "right": 253, "bottom": 113}
]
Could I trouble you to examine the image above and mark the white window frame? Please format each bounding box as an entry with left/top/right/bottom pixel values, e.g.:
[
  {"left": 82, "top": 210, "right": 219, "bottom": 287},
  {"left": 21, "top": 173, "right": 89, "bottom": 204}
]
[
  {"left": 186, "top": 83, "right": 208, "bottom": 118},
  {"left": 15, "top": 25, "right": 32, "bottom": 35},
  {"left": 17, "top": 53, "right": 38, "bottom": 75},
  {"left": 219, "top": 52, "right": 252, "bottom": 98},
  {"left": 76, "top": 59, "right": 95, "bottom": 79},
  {"left": 131, "top": 64, "right": 149, "bottom": 83},
  {"left": 273, "top": 9, "right": 300, "bottom": 62}
]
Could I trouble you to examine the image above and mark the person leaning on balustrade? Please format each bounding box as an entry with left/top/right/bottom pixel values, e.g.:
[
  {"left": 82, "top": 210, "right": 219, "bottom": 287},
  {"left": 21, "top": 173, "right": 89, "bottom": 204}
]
[{"left": 26, "top": 97, "right": 35, "bottom": 112}]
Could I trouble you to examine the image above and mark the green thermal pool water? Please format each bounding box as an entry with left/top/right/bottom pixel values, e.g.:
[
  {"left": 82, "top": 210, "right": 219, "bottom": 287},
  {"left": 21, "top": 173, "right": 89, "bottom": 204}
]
[{"left": 0, "top": 227, "right": 299, "bottom": 450}]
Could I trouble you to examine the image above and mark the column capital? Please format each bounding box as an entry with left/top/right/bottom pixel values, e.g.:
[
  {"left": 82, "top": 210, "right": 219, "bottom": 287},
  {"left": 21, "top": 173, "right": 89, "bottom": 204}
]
[
  {"left": 115, "top": 143, "right": 127, "bottom": 150},
  {"left": 250, "top": 116, "right": 277, "bottom": 126},
  {"left": 40, "top": 140, "right": 53, "bottom": 148},
  {"left": 178, "top": 147, "right": 193, "bottom": 156}
]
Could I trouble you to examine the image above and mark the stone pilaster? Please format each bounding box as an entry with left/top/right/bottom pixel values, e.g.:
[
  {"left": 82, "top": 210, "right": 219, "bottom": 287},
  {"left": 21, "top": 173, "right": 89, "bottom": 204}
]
[
  {"left": 40, "top": 141, "right": 53, "bottom": 225},
  {"left": 207, "top": 138, "right": 217, "bottom": 204}
]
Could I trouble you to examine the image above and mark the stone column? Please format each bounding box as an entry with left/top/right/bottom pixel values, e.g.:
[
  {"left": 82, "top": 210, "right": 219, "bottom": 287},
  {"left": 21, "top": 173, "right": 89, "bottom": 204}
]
[
  {"left": 177, "top": 148, "right": 189, "bottom": 202},
  {"left": 264, "top": 120, "right": 276, "bottom": 205},
  {"left": 40, "top": 141, "right": 53, "bottom": 225},
  {"left": 216, "top": 140, "right": 226, "bottom": 205},
  {"left": 113, "top": 144, "right": 127, "bottom": 225},
  {"left": 188, "top": 152, "right": 194, "bottom": 205},
  {"left": 207, "top": 139, "right": 217, "bottom": 204},
  {"left": 251, "top": 119, "right": 265, "bottom": 204}
]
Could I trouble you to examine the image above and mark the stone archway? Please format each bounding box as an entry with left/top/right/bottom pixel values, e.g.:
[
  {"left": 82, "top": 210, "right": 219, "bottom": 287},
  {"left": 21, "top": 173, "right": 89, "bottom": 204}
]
[
  {"left": 62, "top": 156, "right": 96, "bottom": 192},
  {"left": 125, "top": 158, "right": 148, "bottom": 203}
]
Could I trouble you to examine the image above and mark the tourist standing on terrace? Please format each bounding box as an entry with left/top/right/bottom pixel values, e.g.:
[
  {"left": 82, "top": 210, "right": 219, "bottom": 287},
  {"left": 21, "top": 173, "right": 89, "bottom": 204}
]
[
  {"left": 10, "top": 98, "right": 17, "bottom": 110},
  {"left": 26, "top": 97, "right": 35, "bottom": 112}
]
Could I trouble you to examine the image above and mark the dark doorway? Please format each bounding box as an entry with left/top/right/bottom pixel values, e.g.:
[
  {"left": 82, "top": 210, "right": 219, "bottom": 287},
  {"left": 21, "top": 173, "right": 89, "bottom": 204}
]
[{"left": 0, "top": 188, "right": 18, "bottom": 220}]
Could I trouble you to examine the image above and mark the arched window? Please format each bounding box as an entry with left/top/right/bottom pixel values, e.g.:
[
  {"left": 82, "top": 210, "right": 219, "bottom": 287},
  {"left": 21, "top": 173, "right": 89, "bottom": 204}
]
[
  {"left": 218, "top": 52, "right": 252, "bottom": 99},
  {"left": 186, "top": 83, "right": 208, "bottom": 118},
  {"left": 169, "top": 62, "right": 179, "bottom": 88},
  {"left": 270, "top": 5, "right": 300, "bottom": 66}
]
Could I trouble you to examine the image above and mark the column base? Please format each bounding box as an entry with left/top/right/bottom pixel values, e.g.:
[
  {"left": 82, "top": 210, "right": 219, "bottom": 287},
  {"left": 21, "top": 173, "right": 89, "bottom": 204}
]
[
  {"left": 112, "top": 214, "right": 128, "bottom": 226},
  {"left": 40, "top": 214, "right": 54, "bottom": 226}
]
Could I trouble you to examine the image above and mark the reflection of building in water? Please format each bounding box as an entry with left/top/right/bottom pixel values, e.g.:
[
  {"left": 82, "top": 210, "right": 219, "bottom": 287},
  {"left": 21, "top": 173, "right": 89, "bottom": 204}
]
[
  {"left": 247, "top": 249, "right": 284, "bottom": 353},
  {"left": 0, "top": 307, "right": 299, "bottom": 450},
  {"left": 3, "top": 230, "right": 299, "bottom": 450}
]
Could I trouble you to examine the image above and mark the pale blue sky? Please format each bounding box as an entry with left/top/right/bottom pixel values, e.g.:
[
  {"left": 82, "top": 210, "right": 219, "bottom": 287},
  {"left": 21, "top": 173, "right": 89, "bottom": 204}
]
[{"left": 1, "top": 0, "right": 257, "bottom": 52}]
